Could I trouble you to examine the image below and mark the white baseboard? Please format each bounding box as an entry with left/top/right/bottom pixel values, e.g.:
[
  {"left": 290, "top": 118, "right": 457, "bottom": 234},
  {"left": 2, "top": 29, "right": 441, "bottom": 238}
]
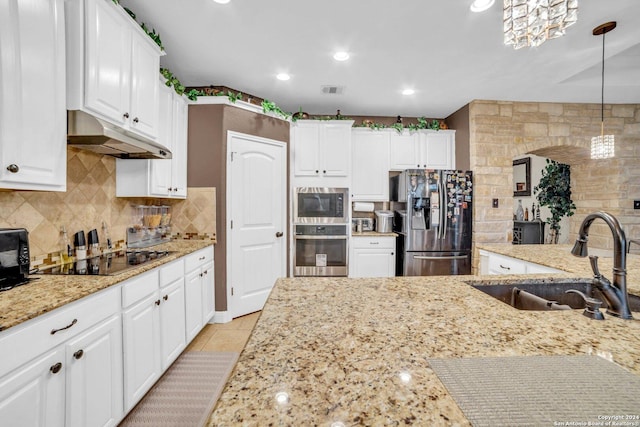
[{"left": 211, "top": 311, "right": 232, "bottom": 324}]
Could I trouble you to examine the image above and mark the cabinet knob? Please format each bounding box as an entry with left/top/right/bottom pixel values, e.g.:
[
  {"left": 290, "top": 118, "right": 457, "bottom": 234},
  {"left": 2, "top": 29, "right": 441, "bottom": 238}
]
[
  {"left": 73, "top": 349, "right": 84, "bottom": 360},
  {"left": 50, "top": 362, "right": 63, "bottom": 374},
  {"left": 276, "top": 232, "right": 283, "bottom": 238},
  {"left": 163, "top": 294, "right": 168, "bottom": 301},
  {"left": 315, "top": 170, "right": 319, "bottom": 174},
  {"left": 155, "top": 299, "right": 161, "bottom": 306},
  {"left": 391, "top": 252, "right": 394, "bottom": 255},
  {"left": 203, "top": 270, "right": 208, "bottom": 275},
  {"left": 133, "top": 117, "right": 139, "bottom": 123},
  {"left": 200, "top": 272, "right": 203, "bottom": 277},
  {"left": 6, "top": 164, "right": 19, "bottom": 173},
  {"left": 123, "top": 112, "right": 130, "bottom": 119},
  {"left": 499, "top": 264, "right": 511, "bottom": 270}
]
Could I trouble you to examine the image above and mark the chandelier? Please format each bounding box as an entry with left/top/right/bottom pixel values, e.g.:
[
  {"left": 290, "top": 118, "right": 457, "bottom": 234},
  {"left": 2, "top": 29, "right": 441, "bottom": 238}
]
[
  {"left": 504, "top": 0, "right": 579, "bottom": 50},
  {"left": 591, "top": 21, "right": 616, "bottom": 160}
]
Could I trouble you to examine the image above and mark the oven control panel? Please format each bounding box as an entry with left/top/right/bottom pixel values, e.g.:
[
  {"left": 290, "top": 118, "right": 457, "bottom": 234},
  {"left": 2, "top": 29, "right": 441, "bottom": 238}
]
[{"left": 295, "top": 224, "right": 348, "bottom": 236}]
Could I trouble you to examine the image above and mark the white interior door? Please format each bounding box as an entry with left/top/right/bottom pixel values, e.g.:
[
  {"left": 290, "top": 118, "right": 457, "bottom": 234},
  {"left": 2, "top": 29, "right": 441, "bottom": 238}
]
[{"left": 228, "top": 131, "right": 286, "bottom": 318}]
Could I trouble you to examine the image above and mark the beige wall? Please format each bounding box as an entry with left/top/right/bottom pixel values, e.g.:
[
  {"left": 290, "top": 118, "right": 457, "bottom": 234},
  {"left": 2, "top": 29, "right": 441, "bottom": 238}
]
[
  {"left": 465, "top": 100, "right": 640, "bottom": 271},
  {"left": 0, "top": 147, "right": 216, "bottom": 266}
]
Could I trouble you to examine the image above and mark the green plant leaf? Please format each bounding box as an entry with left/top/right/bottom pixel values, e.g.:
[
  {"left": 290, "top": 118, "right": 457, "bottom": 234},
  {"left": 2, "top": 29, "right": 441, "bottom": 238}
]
[{"left": 534, "top": 159, "right": 576, "bottom": 231}]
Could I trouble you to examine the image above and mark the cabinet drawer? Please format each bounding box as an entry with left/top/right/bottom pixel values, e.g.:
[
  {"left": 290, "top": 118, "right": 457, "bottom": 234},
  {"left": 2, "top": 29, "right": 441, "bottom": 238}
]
[
  {"left": 159, "top": 258, "right": 184, "bottom": 288},
  {"left": 488, "top": 254, "right": 526, "bottom": 274},
  {"left": 122, "top": 269, "right": 159, "bottom": 308},
  {"left": 184, "top": 246, "right": 214, "bottom": 272},
  {"left": 0, "top": 285, "right": 120, "bottom": 378},
  {"left": 351, "top": 236, "right": 395, "bottom": 249}
]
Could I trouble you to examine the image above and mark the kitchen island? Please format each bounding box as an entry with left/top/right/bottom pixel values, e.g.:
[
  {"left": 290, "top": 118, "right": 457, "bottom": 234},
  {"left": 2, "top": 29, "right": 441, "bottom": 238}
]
[{"left": 208, "top": 244, "right": 640, "bottom": 425}]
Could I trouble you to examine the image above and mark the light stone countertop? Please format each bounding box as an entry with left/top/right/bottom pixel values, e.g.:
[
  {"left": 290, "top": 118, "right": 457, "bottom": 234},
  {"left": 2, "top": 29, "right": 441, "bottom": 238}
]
[
  {"left": 209, "top": 244, "right": 640, "bottom": 426},
  {"left": 0, "top": 240, "right": 213, "bottom": 332}
]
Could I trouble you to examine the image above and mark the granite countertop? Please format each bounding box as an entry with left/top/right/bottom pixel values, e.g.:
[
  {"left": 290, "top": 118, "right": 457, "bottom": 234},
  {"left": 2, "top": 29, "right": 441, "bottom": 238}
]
[
  {"left": 209, "top": 244, "right": 640, "bottom": 426},
  {"left": 0, "top": 240, "right": 213, "bottom": 332}
]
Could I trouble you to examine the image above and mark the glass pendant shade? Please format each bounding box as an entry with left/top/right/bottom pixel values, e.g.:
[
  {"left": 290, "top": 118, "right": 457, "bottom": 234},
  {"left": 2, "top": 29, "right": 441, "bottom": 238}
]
[
  {"left": 504, "top": 0, "right": 578, "bottom": 49},
  {"left": 591, "top": 133, "right": 614, "bottom": 159}
]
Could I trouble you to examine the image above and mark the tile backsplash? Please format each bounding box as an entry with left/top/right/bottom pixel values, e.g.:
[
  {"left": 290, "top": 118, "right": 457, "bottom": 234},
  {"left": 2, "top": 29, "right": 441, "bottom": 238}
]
[{"left": 0, "top": 147, "right": 216, "bottom": 261}]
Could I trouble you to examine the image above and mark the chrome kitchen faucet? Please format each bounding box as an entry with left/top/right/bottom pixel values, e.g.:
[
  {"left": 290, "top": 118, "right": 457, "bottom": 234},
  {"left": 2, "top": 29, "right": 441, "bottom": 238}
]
[{"left": 571, "top": 211, "right": 633, "bottom": 319}]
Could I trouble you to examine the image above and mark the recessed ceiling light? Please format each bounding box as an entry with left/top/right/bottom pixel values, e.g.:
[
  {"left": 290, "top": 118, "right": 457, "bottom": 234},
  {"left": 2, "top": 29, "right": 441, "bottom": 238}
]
[
  {"left": 333, "top": 51, "right": 350, "bottom": 61},
  {"left": 276, "top": 73, "right": 290, "bottom": 81},
  {"left": 213, "top": 0, "right": 230, "bottom": 4},
  {"left": 470, "top": 0, "right": 494, "bottom": 12},
  {"left": 402, "top": 89, "right": 415, "bottom": 96}
]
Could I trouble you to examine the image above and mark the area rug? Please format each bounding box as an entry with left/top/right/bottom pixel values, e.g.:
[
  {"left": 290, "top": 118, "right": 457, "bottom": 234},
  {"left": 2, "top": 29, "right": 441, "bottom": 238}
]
[{"left": 120, "top": 351, "right": 239, "bottom": 427}]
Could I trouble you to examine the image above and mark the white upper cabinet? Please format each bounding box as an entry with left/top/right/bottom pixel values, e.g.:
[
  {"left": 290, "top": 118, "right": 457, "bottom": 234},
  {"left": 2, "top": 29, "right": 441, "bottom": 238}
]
[
  {"left": 291, "top": 120, "right": 353, "bottom": 187},
  {"left": 389, "top": 130, "right": 455, "bottom": 170},
  {"left": 116, "top": 79, "right": 188, "bottom": 198},
  {"left": 66, "top": 0, "right": 162, "bottom": 141},
  {"left": 0, "top": 0, "right": 66, "bottom": 191},
  {"left": 351, "top": 129, "right": 390, "bottom": 201}
]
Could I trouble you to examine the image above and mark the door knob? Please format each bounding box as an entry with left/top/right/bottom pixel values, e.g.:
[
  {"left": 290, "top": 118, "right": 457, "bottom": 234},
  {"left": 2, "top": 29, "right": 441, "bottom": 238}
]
[{"left": 276, "top": 232, "right": 283, "bottom": 237}]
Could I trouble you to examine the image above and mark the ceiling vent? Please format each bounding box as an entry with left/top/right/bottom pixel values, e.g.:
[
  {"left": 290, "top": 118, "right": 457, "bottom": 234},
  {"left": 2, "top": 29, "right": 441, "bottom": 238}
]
[{"left": 321, "top": 85, "right": 345, "bottom": 95}]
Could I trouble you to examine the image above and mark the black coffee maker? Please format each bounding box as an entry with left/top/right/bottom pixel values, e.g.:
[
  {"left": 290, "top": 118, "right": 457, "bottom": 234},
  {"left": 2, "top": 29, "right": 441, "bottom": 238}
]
[{"left": 0, "top": 228, "right": 30, "bottom": 291}]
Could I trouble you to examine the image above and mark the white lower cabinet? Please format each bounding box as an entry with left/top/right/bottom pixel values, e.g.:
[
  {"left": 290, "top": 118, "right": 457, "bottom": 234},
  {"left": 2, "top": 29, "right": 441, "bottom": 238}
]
[
  {"left": 0, "top": 246, "right": 214, "bottom": 426},
  {"left": 479, "top": 249, "right": 563, "bottom": 275},
  {"left": 0, "top": 348, "right": 66, "bottom": 427},
  {"left": 122, "top": 259, "right": 187, "bottom": 412},
  {"left": 66, "top": 315, "right": 123, "bottom": 427},
  {"left": 184, "top": 247, "right": 215, "bottom": 342},
  {"left": 349, "top": 235, "right": 396, "bottom": 278},
  {"left": 0, "top": 285, "right": 121, "bottom": 427}
]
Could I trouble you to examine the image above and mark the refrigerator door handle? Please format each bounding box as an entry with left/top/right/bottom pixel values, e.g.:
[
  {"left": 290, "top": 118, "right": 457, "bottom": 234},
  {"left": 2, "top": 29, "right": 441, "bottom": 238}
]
[
  {"left": 439, "top": 180, "right": 446, "bottom": 240},
  {"left": 413, "top": 255, "right": 469, "bottom": 260}
]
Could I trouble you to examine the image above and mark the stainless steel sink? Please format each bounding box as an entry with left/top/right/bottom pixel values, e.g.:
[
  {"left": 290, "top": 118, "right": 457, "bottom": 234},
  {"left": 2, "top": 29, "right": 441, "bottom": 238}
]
[{"left": 466, "top": 278, "right": 640, "bottom": 312}]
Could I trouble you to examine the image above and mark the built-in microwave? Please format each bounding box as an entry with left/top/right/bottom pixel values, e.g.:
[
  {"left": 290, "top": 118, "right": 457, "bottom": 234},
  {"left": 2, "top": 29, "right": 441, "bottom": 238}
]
[{"left": 293, "top": 187, "right": 348, "bottom": 224}]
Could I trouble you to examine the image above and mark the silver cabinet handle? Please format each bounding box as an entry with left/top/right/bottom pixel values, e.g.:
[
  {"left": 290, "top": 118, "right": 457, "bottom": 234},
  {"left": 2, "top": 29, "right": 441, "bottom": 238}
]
[
  {"left": 6, "top": 164, "right": 19, "bottom": 173},
  {"left": 499, "top": 264, "right": 511, "bottom": 270},
  {"left": 369, "top": 242, "right": 379, "bottom": 245}
]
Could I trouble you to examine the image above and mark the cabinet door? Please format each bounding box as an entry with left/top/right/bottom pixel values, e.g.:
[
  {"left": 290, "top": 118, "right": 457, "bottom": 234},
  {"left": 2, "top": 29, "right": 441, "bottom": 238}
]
[
  {"left": 184, "top": 269, "right": 204, "bottom": 342},
  {"left": 351, "top": 249, "right": 395, "bottom": 278},
  {"left": 351, "top": 131, "right": 390, "bottom": 201},
  {"left": 0, "top": 348, "right": 65, "bottom": 427},
  {"left": 149, "top": 83, "right": 174, "bottom": 197},
  {"left": 170, "top": 95, "right": 189, "bottom": 198},
  {"left": 129, "top": 33, "right": 160, "bottom": 139},
  {"left": 389, "top": 132, "right": 420, "bottom": 170},
  {"left": 421, "top": 131, "right": 455, "bottom": 170},
  {"left": 66, "top": 314, "right": 123, "bottom": 427},
  {"left": 321, "top": 123, "right": 351, "bottom": 177},
  {"left": 122, "top": 292, "right": 161, "bottom": 411},
  {"left": 201, "top": 261, "right": 215, "bottom": 323},
  {"left": 0, "top": 0, "right": 66, "bottom": 191},
  {"left": 84, "top": 0, "right": 130, "bottom": 126},
  {"left": 292, "top": 122, "right": 320, "bottom": 177},
  {"left": 159, "top": 279, "right": 186, "bottom": 370}
]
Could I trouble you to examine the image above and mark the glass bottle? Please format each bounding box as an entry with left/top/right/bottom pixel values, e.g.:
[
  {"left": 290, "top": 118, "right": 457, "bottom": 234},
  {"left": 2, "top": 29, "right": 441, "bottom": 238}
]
[
  {"left": 516, "top": 199, "right": 524, "bottom": 221},
  {"left": 524, "top": 207, "right": 529, "bottom": 221},
  {"left": 59, "top": 226, "right": 72, "bottom": 264}
]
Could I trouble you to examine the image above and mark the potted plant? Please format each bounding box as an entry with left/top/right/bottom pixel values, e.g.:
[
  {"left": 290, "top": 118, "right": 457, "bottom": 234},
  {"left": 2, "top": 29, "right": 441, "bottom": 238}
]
[{"left": 533, "top": 159, "right": 576, "bottom": 243}]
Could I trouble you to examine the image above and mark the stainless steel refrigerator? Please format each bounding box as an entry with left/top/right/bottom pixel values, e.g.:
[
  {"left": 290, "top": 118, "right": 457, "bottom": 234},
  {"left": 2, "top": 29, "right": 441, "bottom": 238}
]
[{"left": 390, "top": 169, "right": 472, "bottom": 276}]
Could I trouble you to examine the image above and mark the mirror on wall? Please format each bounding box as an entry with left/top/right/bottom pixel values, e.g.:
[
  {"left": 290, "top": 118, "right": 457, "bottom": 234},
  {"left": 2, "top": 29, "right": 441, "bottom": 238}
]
[{"left": 513, "top": 157, "right": 531, "bottom": 197}]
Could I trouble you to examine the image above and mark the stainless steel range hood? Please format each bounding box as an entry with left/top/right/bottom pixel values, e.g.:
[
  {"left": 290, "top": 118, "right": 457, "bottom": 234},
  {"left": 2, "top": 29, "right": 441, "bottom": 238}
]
[{"left": 67, "top": 110, "right": 172, "bottom": 159}]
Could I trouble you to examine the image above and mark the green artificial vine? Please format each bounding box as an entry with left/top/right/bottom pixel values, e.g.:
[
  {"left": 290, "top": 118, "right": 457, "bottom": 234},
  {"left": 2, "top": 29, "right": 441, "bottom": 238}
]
[
  {"left": 261, "top": 100, "right": 291, "bottom": 120},
  {"left": 356, "top": 117, "right": 442, "bottom": 134},
  {"left": 160, "top": 68, "right": 185, "bottom": 96},
  {"left": 140, "top": 23, "right": 163, "bottom": 51},
  {"left": 534, "top": 159, "right": 576, "bottom": 241}
]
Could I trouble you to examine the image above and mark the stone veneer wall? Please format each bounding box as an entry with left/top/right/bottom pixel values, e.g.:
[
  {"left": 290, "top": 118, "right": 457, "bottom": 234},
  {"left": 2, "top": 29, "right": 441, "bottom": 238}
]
[
  {"left": 468, "top": 100, "right": 640, "bottom": 270},
  {"left": 0, "top": 147, "right": 216, "bottom": 264}
]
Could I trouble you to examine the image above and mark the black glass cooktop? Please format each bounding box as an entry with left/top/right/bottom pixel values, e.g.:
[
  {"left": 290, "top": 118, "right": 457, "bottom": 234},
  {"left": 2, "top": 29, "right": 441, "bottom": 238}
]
[{"left": 34, "top": 249, "right": 173, "bottom": 276}]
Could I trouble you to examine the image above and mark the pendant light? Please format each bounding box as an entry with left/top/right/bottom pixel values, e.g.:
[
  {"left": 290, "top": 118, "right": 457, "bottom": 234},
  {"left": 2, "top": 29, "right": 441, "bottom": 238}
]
[{"left": 590, "top": 21, "right": 616, "bottom": 160}]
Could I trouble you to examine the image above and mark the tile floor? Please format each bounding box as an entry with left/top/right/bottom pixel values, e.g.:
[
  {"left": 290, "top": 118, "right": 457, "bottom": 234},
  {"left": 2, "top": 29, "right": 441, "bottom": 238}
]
[{"left": 186, "top": 311, "right": 261, "bottom": 353}]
